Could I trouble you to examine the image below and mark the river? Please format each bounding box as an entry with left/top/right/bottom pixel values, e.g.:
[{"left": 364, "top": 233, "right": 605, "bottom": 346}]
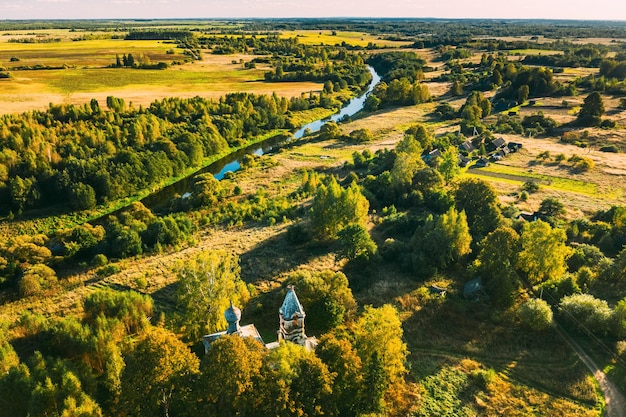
[{"left": 140, "top": 65, "right": 381, "bottom": 211}]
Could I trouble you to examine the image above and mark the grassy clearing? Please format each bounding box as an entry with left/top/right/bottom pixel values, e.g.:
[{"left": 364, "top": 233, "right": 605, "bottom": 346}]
[
  {"left": 467, "top": 163, "right": 599, "bottom": 195},
  {"left": 507, "top": 49, "right": 564, "bottom": 55}
]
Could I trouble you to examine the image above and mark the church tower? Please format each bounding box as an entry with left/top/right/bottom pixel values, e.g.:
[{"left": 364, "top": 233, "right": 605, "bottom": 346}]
[
  {"left": 278, "top": 285, "right": 307, "bottom": 345},
  {"left": 225, "top": 301, "right": 241, "bottom": 335}
]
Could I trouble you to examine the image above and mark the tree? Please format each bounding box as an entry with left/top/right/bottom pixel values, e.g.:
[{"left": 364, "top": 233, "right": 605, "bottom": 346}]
[
  {"left": 475, "top": 227, "right": 521, "bottom": 308},
  {"left": 450, "top": 80, "right": 463, "bottom": 96},
  {"left": 176, "top": 250, "right": 250, "bottom": 341},
  {"left": 404, "top": 123, "right": 434, "bottom": 150},
  {"left": 336, "top": 223, "right": 377, "bottom": 262},
  {"left": 119, "top": 327, "right": 199, "bottom": 417},
  {"left": 353, "top": 305, "right": 408, "bottom": 415},
  {"left": 0, "top": 321, "right": 18, "bottom": 374},
  {"left": 68, "top": 182, "right": 97, "bottom": 211},
  {"left": 310, "top": 177, "right": 369, "bottom": 240},
  {"left": 18, "top": 264, "right": 58, "bottom": 298},
  {"left": 284, "top": 270, "right": 356, "bottom": 334},
  {"left": 517, "top": 298, "right": 554, "bottom": 331},
  {"left": 537, "top": 197, "right": 566, "bottom": 224},
  {"left": 453, "top": 178, "right": 503, "bottom": 241},
  {"left": 83, "top": 288, "right": 153, "bottom": 335},
  {"left": 577, "top": 91, "right": 605, "bottom": 126},
  {"left": 412, "top": 207, "right": 472, "bottom": 275},
  {"left": 353, "top": 305, "right": 407, "bottom": 387},
  {"left": 316, "top": 334, "right": 363, "bottom": 417},
  {"left": 319, "top": 121, "right": 342, "bottom": 140},
  {"left": 252, "top": 343, "right": 334, "bottom": 417},
  {"left": 198, "top": 335, "right": 265, "bottom": 417},
  {"left": 437, "top": 147, "right": 461, "bottom": 183},
  {"left": 612, "top": 297, "right": 626, "bottom": 339},
  {"left": 517, "top": 84, "right": 529, "bottom": 104},
  {"left": 517, "top": 220, "right": 571, "bottom": 285}
]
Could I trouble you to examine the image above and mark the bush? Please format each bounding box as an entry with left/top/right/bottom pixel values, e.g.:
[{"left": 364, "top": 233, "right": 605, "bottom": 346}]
[
  {"left": 517, "top": 298, "right": 554, "bottom": 331},
  {"left": 92, "top": 253, "right": 108, "bottom": 267},
  {"left": 286, "top": 222, "right": 311, "bottom": 245},
  {"left": 97, "top": 264, "right": 121, "bottom": 277},
  {"left": 599, "top": 145, "right": 619, "bottom": 153},
  {"left": 559, "top": 293, "right": 612, "bottom": 336},
  {"left": 521, "top": 180, "right": 539, "bottom": 193}
]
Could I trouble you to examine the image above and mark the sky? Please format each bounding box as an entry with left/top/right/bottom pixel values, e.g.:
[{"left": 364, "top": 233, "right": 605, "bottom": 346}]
[{"left": 0, "top": 0, "right": 625, "bottom": 21}]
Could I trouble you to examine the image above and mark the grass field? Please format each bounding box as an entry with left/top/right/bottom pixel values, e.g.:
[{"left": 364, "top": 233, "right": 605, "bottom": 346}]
[
  {"left": 0, "top": 44, "right": 323, "bottom": 114},
  {"left": 468, "top": 163, "right": 599, "bottom": 195},
  {"left": 507, "top": 49, "right": 564, "bottom": 55}
]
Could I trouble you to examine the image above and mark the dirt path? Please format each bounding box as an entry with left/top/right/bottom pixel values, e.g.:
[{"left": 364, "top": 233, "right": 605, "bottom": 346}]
[{"left": 557, "top": 326, "right": 626, "bottom": 417}]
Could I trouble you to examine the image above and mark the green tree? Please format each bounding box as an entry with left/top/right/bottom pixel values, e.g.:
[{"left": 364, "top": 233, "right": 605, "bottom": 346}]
[
  {"left": 538, "top": 197, "right": 566, "bottom": 224},
  {"left": 412, "top": 207, "right": 472, "bottom": 274},
  {"left": 198, "top": 335, "right": 266, "bottom": 417},
  {"left": 353, "top": 305, "right": 407, "bottom": 387},
  {"left": 0, "top": 321, "right": 18, "bottom": 374},
  {"left": 517, "top": 298, "right": 554, "bottom": 331},
  {"left": 404, "top": 123, "right": 434, "bottom": 150},
  {"left": 517, "top": 84, "right": 530, "bottom": 104},
  {"left": 252, "top": 343, "right": 334, "bottom": 417},
  {"left": 310, "top": 178, "right": 369, "bottom": 240},
  {"left": 353, "top": 305, "right": 408, "bottom": 414},
  {"left": 437, "top": 147, "right": 461, "bottom": 183},
  {"left": 453, "top": 178, "right": 503, "bottom": 241},
  {"left": 517, "top": 220, "right": 571, "bottom": 285},
  {"left": 577, "top": 91, "right": 605, "bottom": 126},
  {"left": 68, "top": 182, "right": 97, "bottom": 211},
  {"left": 119, "top": 327, "right": 199, "bottom": 417},
  {"left": 316, "top": 334, "right": 363, "bottom": 417},
  {"left": 0, "top": 363, "right": 32, "bottom": 417},
  {"left": 336, "top": 223, "right": 378, "bottom": 262},
  {"left": 450, "top": 80, "right": 463, "bottom": 96},
  {"left": 475, "top": 227, "right": 521, "bottom": 308},
  {"left": 175, "top": 250, "right": 250, "bottom": 341},
  {"left": 18, "top": 264, "right": 58, "bottom": 298},
  {"left": 284, "top": 270, "right": 356, "bottom": 333},
  {"left": 319, "top": 121, "right": 342, "bottom": 140},
  {"left": 612, "top": 297, "right": 626, "bottom": 339}
]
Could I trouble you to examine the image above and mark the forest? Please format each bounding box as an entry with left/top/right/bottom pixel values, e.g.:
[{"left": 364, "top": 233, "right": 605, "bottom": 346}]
[{"left": 1, "top": 17, "right": 626, "bottom": 417}]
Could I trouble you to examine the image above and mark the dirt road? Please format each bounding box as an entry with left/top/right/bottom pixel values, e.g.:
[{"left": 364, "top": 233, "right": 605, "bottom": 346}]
[{"left": 557, "top": 326, "right": 626, "bottom": 417}]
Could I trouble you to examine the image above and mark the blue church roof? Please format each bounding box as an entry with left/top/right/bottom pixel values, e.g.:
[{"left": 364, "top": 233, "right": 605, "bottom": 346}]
[{"left": 280, "top": 286, "right": 305, "bottom": 320}]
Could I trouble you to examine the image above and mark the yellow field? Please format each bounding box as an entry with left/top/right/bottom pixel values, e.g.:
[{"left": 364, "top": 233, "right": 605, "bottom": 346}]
[{"left": 279, "top": 30, "right": 412, "bottom": 47}]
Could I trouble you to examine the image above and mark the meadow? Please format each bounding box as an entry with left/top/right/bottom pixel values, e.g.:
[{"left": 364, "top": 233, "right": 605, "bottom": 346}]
[{"left": 0, "top": 32, "right": 324, "bottom": 114}]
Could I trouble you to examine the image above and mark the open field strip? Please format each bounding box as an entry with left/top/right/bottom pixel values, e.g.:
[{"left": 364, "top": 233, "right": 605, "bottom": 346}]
[
  {"left": 279, "top": 30, "right": 413, "bottom": 47},
  {"left": 469, "top": 162, "right": 599, "bottom": 195},
  {"left": 507, "top": 48, "right": 564, "bottom": 55}
]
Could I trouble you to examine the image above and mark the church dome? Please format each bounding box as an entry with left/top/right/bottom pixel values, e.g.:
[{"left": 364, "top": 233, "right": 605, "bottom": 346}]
[
  {"left": 280, "top": 285, "right": 305, "bottom": 320},
  {"left": 225, "top": 301, "right": 242, "bottom": 334}
]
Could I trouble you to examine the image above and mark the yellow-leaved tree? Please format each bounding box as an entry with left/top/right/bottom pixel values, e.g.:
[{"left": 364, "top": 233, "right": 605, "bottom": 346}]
[{"left": 176, "top": 250, "right": 250, "bottom": 341}]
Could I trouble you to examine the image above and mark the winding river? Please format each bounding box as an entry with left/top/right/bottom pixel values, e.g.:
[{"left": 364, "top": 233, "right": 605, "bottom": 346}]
[{"left": 140, "top": 65, "right": 381, "bottom": 211}]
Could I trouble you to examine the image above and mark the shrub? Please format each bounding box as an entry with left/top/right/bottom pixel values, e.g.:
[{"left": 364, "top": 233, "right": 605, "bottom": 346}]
[
  {"left": 97, "top": 264, "right": 121, "bottom": 277},
  {"left": 599, "top": 145, "right": 619, "bottom": 153},
  {"left": 92, "top": 253, "right": 108, "bottom": 267},
  {"left": 559, "top": 293, "right": 612, "bottom": 336},
  {"left": 522, "top": 180, "right": 539, "bottom": 193},
  {"left": 517, "top": 298, "right": 554, "bottom": 331}
]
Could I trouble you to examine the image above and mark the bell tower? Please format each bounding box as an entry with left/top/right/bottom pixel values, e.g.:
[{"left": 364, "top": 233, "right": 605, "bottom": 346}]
[{"left": 278, "top": 285, "right": 307, "bottom": 345}]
